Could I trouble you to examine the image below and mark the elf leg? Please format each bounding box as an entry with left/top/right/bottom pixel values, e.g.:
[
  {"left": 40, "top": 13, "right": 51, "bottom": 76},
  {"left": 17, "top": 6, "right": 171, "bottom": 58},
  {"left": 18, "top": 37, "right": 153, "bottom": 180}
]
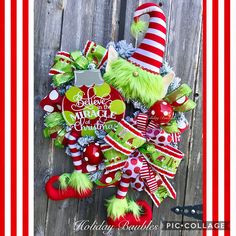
[
  {"left": 45, "top": 174, "right": 92, "bottom": 200},
  {"left": 45, "top": 130, "right": 93, "bottom": 200},
  {"left": 67, "top": 130, "right": 93, "bottom": 194},
  {"left": 106, "top": 155, "right": 153, "bottom": 227},
  {"left": 106, "top": 174, "right": 131, "bottom": 220}
]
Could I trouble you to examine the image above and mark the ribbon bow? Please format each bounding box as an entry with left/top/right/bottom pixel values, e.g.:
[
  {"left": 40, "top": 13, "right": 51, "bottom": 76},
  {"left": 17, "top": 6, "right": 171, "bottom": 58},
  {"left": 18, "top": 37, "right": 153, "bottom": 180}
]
[
  {"left": 141, "top": 157, "right": 176, "bottom": 208},
  {"left": 43, "top": 112, "right": 68, "bottom": 148},
  {"left": 102, "top": 84, "right": 196, "bottom": 207},
  {"left": 49, "top": 51, "right": 88, "bottom": 87},
  {"left": 114, "top": 151, "right": 176, "bottom": 207},
  {"left": 49, "top": 41, "right": 108, "bottom": 87}
]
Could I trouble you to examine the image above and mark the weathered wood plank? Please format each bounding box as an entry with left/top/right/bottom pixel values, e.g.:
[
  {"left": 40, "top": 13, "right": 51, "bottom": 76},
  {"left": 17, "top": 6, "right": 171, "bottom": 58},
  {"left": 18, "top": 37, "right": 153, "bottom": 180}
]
[
  {"left": 60, "top": 0, "right": 121, "bottom": 51},
  {"left": 182, "top": 35, "right": 203, "bottom": 236},
  {"left": 34, "top": 0, "right": 64, "bottom": 235}
]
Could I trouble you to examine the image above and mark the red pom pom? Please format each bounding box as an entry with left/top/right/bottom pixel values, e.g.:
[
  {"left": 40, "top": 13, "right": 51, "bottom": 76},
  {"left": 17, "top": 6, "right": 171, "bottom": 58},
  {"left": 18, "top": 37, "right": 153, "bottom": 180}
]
[
  {"left": 149, "top": 100, "right": 174, "bottom": 125},
  {"left": 83, "top": 143, "right": 103, "bottom": 165}
]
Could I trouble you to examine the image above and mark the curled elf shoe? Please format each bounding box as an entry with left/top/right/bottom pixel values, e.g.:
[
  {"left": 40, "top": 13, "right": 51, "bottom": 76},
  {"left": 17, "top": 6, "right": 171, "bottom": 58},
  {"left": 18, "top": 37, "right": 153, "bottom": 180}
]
[
  {"left": 45, "top": 172, "right": 93, "bottom": 200},
  {"left": 106, "top": 196, "right": 152, "bottom": 228}
]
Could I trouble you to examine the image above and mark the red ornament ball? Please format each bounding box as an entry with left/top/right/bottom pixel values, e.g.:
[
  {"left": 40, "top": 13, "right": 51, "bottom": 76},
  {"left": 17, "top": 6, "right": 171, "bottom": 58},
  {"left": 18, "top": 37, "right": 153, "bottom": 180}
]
[
  {"left": 83, "top": 143, "right": 103, "bottom": 165},
  {"left": 149, "top": 100, "right": 174, "bottom": 125}
]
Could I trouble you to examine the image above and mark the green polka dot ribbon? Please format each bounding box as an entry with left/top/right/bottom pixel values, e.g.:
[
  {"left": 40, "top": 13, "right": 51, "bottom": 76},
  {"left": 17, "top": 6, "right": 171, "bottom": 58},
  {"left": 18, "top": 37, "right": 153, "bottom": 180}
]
[{"left": 164, "top": 84, "right": 196, "bottom": 112}]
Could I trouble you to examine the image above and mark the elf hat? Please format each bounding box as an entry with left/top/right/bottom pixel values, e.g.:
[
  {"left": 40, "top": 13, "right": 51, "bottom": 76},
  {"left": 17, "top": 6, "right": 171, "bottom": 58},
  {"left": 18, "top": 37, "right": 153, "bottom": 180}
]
[{"left": 129, "top": 2, "right": 166, "bottom": 74}]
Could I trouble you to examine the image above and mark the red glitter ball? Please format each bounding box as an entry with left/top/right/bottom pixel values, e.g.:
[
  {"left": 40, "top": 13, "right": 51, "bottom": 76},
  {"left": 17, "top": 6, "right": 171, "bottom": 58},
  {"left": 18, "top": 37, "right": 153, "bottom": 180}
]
[
  {"left": 83, "top": 143, "right": 103, "bottom": 165},
  {"left": 149, "top": 100, "right": 174, "bottom": 125}
]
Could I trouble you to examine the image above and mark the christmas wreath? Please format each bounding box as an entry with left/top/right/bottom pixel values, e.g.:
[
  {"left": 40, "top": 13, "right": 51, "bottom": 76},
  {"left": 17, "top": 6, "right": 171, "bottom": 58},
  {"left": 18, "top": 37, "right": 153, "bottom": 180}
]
[{"left": 40, "top": 2, "right": 196, "bottom": 227}]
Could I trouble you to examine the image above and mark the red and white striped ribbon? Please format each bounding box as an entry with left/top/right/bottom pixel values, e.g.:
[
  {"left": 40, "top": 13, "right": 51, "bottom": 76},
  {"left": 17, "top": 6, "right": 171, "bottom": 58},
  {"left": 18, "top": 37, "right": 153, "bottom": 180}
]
[
  {"left": 3, "top": 0, "right": 236, "bottom": 235},
  {"left": 140, "top": 157, "right": 158, "bottom": 193},
  {"left": 147, "top": 120, "right": 159, "bottom": 130},
  {"left": 171, "top": 132, "right": 181, "bottom": 143},
  {"left": 135, "top": 113, "right": 149, "bottom": 135},
  {"left": 145, "top": 174, "right": 176, "bottom": 208}
]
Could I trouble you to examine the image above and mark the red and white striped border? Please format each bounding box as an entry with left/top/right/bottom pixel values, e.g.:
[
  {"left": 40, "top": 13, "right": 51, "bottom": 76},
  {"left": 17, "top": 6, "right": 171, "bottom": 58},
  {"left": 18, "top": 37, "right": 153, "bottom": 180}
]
[
  {"left": 203, "top": 0, "right": 233, "bottom": 235},
  {"left": 1, "top": 0, "right": 5, "bottom": 234},
  {"left": 4, "top": 0, "right": 33, "bottom": 235},
  {"left": 2, "top": 0, "right": 236, "bottom": 235}
]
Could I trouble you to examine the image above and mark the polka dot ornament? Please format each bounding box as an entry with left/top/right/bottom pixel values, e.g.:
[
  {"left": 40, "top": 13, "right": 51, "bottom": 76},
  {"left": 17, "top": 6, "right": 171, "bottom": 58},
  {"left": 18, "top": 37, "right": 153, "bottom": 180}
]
[
  {"left": 146, "top": 127, "right": 173, "bottom": 146},
  {"left": 149, "top": 100, "right": 174, "bottom": 125}
]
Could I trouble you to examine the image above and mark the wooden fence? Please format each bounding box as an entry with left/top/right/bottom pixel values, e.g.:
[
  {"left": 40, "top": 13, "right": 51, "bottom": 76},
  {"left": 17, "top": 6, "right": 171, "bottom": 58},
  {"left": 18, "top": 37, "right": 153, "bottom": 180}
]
[{"left": 34, "top": 0, "right": 202, "bottom": 235}]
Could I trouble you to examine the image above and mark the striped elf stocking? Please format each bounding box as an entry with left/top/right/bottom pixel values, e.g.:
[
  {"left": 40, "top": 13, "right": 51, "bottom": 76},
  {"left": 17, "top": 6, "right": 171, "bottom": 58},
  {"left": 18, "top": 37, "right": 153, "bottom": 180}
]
[
  {"left": 106, "top": 155, "right": 153, "bottom": 226},
  {"left": 106, "top": 155, "right": 144, "bottom": 220},
  {"left": 115, "top": 174, "right": 131, "bottom": 199},
  {"left": 66, "top": 130, "right": 93, "bottom": 193},
  {"left": 45, "top": 130, "right": 93, "bottom": 200},
  {"left": 68, "top": 131, "right": 83, "bottom": 172},
  {"left": 106, "top": 174, "right": 130, "bottom": 220}
]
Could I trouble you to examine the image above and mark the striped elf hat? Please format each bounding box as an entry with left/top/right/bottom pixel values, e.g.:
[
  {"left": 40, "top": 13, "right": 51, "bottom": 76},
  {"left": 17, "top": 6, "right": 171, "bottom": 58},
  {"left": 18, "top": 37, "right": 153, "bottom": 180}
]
[{"left": 129, "top": 2, "right": 166, "bottom": 74}]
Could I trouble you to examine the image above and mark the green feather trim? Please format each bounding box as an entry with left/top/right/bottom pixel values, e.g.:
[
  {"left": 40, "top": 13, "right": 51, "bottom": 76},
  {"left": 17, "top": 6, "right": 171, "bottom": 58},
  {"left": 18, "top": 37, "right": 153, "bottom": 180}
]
[
  {"left": 103, "top": 58, "right": 165, "bottom": 107},
  {"left": 106, "top": 196, "right": 129, "bottom": 220},
  {"left": 128, "top": 200, "right": 142, "bottom": 219},
  {"left": 59, "top": 173, "right": 71, "bottom": 189},
  {"left": 69, "top": 171, "right": 93, "bottom": 193},
  {"left": 131, "top": 20, "right": 148, "bottom": 38}
]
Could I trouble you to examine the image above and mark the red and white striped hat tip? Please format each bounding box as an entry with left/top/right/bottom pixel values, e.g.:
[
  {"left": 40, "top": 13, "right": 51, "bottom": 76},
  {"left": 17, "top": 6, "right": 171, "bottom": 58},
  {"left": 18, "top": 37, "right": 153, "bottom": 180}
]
[{"left": 129, "top": 2, "right": 167, "bottom": 75}]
